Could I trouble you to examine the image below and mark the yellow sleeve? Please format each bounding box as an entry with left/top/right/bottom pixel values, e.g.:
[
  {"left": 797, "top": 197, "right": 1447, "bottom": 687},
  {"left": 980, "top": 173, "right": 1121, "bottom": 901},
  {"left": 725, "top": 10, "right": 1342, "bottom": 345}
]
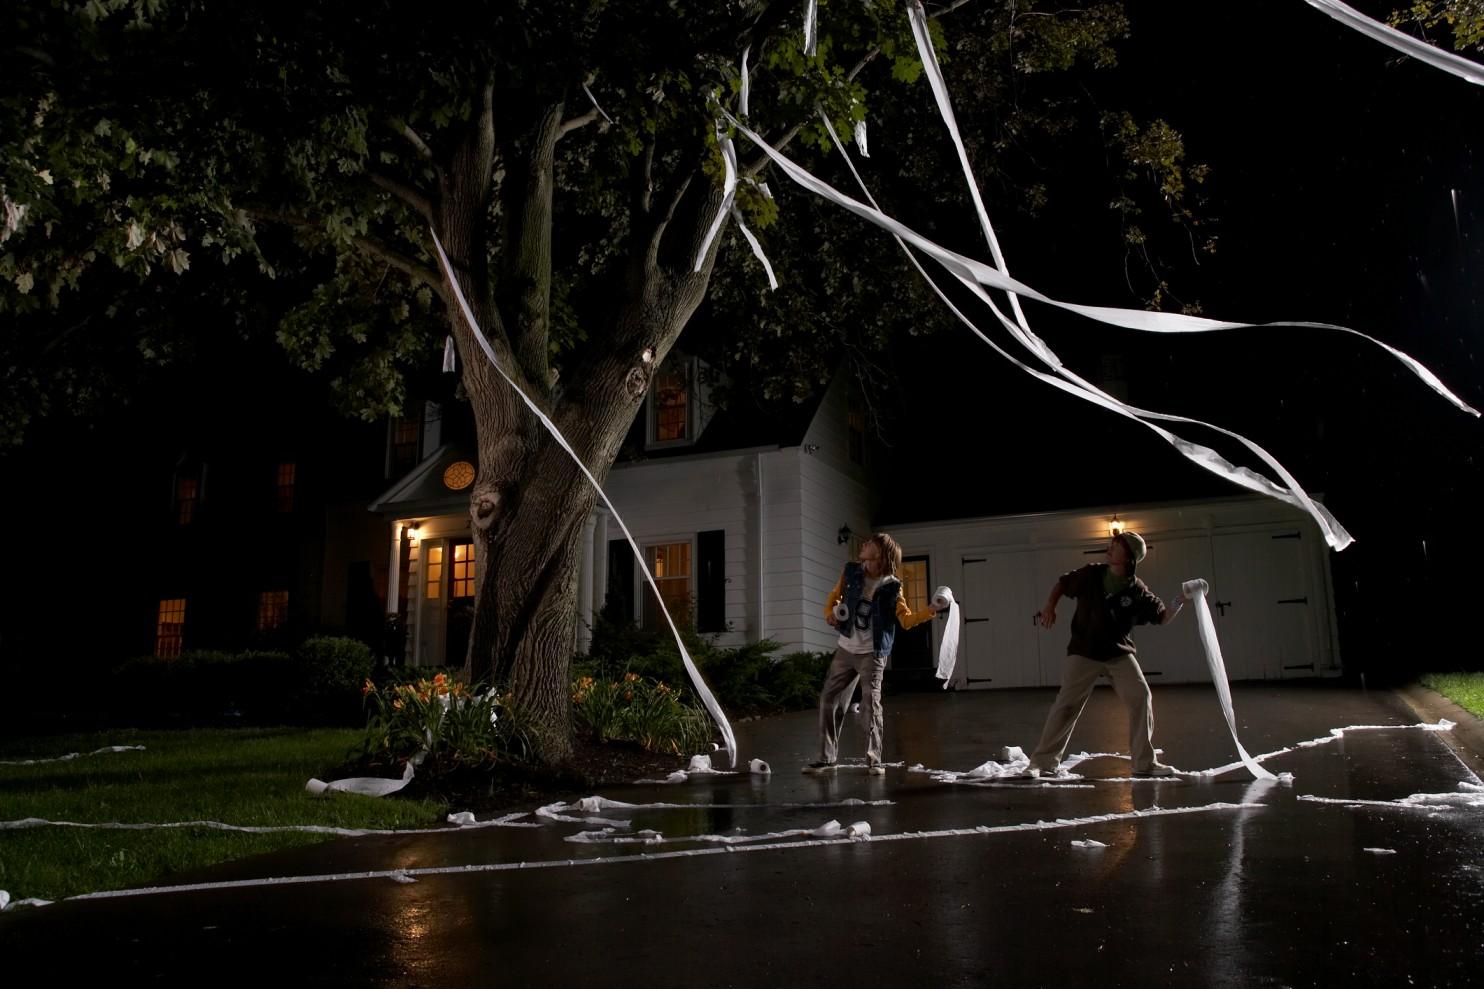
[
  {"left": 896, "top": 593, "right": 936, "bottom": 631},
  {"left": 824, "top": 575, "right": 846, "bottom": 622}
]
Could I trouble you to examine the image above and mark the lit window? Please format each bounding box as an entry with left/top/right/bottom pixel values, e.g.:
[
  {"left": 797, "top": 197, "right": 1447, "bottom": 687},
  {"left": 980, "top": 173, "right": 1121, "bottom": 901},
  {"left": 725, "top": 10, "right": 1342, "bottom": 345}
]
[
  {"left": 452, "top": 541, "right": 477, "bottom": 598},
  {"left": 275, "top": 462, "right": 295, "bottom": 512},
  {"left": 156, "top": 598, "right": 186, "bottom": 657},
  {"left": 653, "top": 366, "right": 688, "bottom": 442},
  {"left": 425, "top": 544, "right": 444, "bottom": 599},
  {"left": 900, "top": 559, "right": 930, "bottom": 614},
  {"left": 176, "top": 477, "right": 198, "bottom": 525},
  {"left": 258, "top": 590, "right": 289, "bottom": 631},
  {"left": 643, "top": 542, "right": 691, "bottom": 629}
]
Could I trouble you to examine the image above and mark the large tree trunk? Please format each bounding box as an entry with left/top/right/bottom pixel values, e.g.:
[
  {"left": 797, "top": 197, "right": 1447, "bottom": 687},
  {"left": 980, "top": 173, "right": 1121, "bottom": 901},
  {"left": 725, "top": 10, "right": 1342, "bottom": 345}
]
[{"left": 436, "top": 88, "right": 726, "bottom": 763}]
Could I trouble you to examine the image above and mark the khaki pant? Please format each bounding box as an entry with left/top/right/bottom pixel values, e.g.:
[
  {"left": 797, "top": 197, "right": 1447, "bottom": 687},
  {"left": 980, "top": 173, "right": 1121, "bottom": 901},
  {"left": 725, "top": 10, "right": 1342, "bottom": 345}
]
[
  {"left": 817, "top": 646, "right": 886, "bottom": 765},
  {"left": 1028, "top": 654, "right": 1158, "bottom": 773}
]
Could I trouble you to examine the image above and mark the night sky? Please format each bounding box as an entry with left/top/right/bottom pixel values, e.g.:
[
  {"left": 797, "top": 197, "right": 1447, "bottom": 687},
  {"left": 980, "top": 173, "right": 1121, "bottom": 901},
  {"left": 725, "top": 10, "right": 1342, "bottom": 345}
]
[
  {"left": 879, "top": 3, "right": 1484, "bottom": 673},
  {"left": 3, "top": 2, "right": 1480, "bottom": 677}
]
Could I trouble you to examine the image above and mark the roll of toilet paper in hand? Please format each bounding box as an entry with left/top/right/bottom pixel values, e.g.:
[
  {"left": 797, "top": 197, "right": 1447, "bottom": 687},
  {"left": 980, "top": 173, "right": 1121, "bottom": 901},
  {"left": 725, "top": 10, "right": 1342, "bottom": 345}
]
[
  {"left": 932, "top": 586, "right": 962, "bottom": 688},
  {"left": 833, "top": 601, "right": 850, "bottom": 624},
  {"left": 1181, "top": 578, "right": 1209, "bottom": 598}
]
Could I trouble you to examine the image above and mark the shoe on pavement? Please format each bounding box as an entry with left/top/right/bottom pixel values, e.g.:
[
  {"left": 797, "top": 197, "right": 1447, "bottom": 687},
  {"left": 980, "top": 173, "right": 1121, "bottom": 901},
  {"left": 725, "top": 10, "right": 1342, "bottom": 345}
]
[
  {"left": 1137, "top": 763, "right": 1177, "bottom": 777},
  {"left": 803, "top": 761, "right": 838, "bottom": 775},
  {"left": 866, "top": 764, "right": 885, "bottom": 776}
]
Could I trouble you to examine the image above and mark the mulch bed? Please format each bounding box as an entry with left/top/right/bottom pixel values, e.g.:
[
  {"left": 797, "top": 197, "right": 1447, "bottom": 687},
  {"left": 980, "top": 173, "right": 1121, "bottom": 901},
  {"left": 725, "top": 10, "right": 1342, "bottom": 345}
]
[{"left": 368, "top": 739, "right": 690, "bottom": 817}]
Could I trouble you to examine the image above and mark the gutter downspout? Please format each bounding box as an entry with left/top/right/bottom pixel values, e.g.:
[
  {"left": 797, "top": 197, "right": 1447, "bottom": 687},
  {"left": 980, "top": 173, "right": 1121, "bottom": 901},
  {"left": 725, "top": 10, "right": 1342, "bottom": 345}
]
[{"left": 756, "top": 451, "right": 765, "bottom": 643}]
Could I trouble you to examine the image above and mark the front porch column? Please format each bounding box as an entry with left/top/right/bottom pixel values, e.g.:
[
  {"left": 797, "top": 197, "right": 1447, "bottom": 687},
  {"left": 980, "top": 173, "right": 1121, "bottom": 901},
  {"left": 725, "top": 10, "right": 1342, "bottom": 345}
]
[{"left": 386, "top": 522, "right": 403, "bottom": 614}]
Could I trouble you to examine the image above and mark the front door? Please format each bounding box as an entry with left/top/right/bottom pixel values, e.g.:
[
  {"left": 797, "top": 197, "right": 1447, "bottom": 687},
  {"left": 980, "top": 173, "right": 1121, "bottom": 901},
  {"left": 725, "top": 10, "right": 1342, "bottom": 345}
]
[{"left": 445, "top": 539, "right": 477, "bottom": 667}]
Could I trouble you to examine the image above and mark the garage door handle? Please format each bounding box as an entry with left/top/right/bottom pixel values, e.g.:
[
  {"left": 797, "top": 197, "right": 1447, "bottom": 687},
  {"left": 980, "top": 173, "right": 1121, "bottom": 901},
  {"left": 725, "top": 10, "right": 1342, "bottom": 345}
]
[
  {"left": 964, "top": 618, "right": 989, "bottom": 624},
  {"left": 1213, "top": 600, "right": 1231, "bottom": 616},
  {"left": 1277, "top": 597, "right": 1308, "bottom": 605}
]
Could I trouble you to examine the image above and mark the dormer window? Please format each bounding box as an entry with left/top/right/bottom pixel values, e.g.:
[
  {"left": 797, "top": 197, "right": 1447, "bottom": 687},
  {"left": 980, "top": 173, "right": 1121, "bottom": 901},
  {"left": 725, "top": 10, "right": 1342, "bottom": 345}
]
[
  {"left": 387, "top": 413, "right": 421, "bottom": 477},
  {"left": 647, "top": 358, "right": 695, "bottom": 448}
]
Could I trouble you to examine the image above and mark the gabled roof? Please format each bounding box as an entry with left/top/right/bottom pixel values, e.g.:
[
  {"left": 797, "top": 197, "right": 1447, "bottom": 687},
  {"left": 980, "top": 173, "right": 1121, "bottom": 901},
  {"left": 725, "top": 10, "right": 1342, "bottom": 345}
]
[{"left": 368, "top": 444, "right": 473, "bottom": 517}]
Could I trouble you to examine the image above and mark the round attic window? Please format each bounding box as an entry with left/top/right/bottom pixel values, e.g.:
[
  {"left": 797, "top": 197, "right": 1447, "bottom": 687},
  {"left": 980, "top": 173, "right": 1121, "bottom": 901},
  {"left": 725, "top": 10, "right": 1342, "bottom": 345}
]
[{"left": 442, "top": 460, "right": 475, "bottom": 491}]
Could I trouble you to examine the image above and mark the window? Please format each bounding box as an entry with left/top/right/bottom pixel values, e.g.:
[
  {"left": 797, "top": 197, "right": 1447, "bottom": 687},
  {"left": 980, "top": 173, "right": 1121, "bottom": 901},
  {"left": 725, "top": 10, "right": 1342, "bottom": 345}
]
[
  {"left": 425, "top": 544, "right": 444, "bottom": 600},
  {"left": 895, "top": 556, "right": 934, "bottom": 670},
  {"left": 257, "top": 590, "right": 289, "bottom": 631},
  {"left": 389, "top": 414, "right": 420, "bottom": 475},
  {"left": 156, "top": 598, "right": 186, "bottom": 657},
  {"left": 276, "top": 460, "right": 295, "bottom": 510},
  {"left": 643, "top": 541, "right": 692, "bottom": 629},
  {"left": 451, "top": 541, "right": 477, "bottom": 598},
  {"left": 847, "top": 392, "right": 865, "bottom": 466},
  {"left": 899, "top": 558, "right": 930, "bottom": 614},
  {"left": 176, "top": 477, "right": 198, "bottom": 525},
  {"left": 651, "top": 364, "right": 689, "bottom": 443}
]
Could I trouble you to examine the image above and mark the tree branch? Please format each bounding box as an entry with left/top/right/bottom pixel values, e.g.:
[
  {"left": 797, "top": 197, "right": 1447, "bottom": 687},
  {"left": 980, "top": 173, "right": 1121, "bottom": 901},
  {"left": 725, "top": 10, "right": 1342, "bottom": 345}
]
[
  {"left": 389, "top": 117, "right": 436, "bottom": 162},
  {"left": 498, "top": 103, "right": 563, "bottom": 392},
  {"left": 557, "top": 106, "right": 602, "bottom": 138},
  {"left": 368, "top": 172, "right": 433, "bottom": 222},
  {"left": 242, "top": 206, "right": 446, "bottom": 301},
  {"left": 740, "top": 0, "right": 980, "bottom": 177}
]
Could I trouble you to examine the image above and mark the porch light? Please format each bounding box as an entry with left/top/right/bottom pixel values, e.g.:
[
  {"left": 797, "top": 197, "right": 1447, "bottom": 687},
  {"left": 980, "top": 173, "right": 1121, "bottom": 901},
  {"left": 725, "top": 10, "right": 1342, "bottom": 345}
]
[{"left": 1108, "top": 513, "right": 1125, "bottom": 538}]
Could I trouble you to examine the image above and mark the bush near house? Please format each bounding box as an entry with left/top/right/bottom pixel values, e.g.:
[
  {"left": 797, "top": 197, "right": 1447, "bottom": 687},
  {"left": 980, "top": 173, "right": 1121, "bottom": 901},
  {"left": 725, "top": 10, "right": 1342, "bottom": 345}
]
[
  {"left": 30, "top": 636, "right": 383, "bottom": 731},
  {"left": 360, "top": 673, "right": 538, "bottom": 767},
  {"left": 575, "top": 616, "right": 832, "bottom": 718},
  {"left": 570, "top": 672, "right": 714, "bottom": 755}
]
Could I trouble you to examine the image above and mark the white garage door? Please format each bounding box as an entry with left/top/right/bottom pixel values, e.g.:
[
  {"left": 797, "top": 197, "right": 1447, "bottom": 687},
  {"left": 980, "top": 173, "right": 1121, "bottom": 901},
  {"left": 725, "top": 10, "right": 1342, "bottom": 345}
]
[{"left": 959, "top": 529, "right": 1323, "bottom": 687}]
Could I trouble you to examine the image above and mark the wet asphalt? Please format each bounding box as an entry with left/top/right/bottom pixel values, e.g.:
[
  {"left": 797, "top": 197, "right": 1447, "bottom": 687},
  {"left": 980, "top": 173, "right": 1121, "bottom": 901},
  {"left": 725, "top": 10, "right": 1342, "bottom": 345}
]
[{"left": 3, "top": 682, "right": 1481, "bottom": 987}]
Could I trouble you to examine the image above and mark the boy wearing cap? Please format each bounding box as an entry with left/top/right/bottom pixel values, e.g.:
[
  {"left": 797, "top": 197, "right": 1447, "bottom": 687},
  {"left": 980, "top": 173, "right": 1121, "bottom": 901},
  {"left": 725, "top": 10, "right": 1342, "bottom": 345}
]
[{"left": 1026, "top": 530, "right": 1184, "bottom": 777}]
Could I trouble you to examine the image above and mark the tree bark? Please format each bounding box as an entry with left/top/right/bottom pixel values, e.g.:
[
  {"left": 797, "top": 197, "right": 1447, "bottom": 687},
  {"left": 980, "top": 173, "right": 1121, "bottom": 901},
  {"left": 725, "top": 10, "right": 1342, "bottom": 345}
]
[{"left": 438, "top": 91, "right": 727, "bottom": 763}]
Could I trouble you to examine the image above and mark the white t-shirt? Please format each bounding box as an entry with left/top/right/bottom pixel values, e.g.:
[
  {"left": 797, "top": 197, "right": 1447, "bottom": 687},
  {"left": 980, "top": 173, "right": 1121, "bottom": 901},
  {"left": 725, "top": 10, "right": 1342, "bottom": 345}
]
[{"left": 837, "top": 575, "right": 883, "bottom": 655}]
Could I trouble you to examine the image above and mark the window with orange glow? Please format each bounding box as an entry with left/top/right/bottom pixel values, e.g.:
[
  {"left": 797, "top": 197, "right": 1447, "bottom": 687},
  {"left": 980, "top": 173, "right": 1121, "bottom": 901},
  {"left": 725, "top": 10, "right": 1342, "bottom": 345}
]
[
  {"left": 425, "top": 544, "right": 444, "bottom": 599},
  {"left": 452, "top": 541, "right": 477, "bottom": 598},
  {"left": 156, "top": 598, "right": 186, "bottom": 657},
  {"left": 653, "top": 367, "right": 688, "bottom": 442},
  {"left": 258, "top": 590, "right": 289, "bottom": 631},
  {"left": 643, "top": 542, "right": 691, "bottom": 629},
  {"left": 176, "top": 477, "right": 198, "bottom": 525},
  {"left": 275, "top": 462, "right": 296, "bottom": 512}
]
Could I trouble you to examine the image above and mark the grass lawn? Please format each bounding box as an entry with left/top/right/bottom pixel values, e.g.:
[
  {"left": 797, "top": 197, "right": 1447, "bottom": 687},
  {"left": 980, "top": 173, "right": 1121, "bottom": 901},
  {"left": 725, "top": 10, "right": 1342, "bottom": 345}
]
[
  {"left": 1421, "top": 672, "right": 1484, "bottom": 720},
  {"left": 0, "top": 727, "right": 446, "bottom": 904}
]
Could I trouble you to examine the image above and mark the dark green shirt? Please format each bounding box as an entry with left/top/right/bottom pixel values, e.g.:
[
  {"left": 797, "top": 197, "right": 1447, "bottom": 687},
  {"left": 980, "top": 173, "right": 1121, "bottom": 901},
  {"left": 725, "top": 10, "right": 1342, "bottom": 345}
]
[{"left": 1060, "top": 564, "right": 1166, "bottom": 660}]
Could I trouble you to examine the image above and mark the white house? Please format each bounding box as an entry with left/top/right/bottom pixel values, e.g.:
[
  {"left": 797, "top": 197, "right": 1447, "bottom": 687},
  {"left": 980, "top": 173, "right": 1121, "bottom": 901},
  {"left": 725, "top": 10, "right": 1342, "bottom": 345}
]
[{"left": 370, "top": 359, "right": 1340, "bottom": 685}]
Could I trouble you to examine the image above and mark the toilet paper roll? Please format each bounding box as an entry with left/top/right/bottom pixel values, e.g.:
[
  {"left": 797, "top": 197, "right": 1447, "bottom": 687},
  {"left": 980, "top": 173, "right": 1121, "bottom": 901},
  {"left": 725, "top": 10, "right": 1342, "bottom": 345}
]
[
  {"left": 749, "top": 758, "right": 772, "bottom": 775},
  {"left": 932, "top": 586, "right": 962, "bottom": 688},
  {"left": 833, "top": 601, "right": 850, "bottom": 624}
]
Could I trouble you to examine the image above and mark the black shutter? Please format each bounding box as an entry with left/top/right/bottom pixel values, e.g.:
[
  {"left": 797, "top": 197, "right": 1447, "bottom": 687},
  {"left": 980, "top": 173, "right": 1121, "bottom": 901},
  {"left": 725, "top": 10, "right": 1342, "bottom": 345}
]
[
  {"left": 697, "top": 530, "right": 726, "bottom": 633},
  {"left": 605, "top": 540, "right": 636, "bottom": 624}
]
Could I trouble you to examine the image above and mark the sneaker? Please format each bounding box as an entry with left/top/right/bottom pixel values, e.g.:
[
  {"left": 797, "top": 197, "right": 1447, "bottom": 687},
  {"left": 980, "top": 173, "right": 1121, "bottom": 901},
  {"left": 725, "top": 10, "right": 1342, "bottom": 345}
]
[
  {"left": 1020, "top": 767, "right": 1043, "bottom": 779},
  {"left": 1137, "top": 763, "right": 1177, "bottom": 777},
  {"left": 866, "top": 764, "right": 886, "bottom": 776},
  {"left": 802, "top": 761, "right": 838, "bottom": 775}
]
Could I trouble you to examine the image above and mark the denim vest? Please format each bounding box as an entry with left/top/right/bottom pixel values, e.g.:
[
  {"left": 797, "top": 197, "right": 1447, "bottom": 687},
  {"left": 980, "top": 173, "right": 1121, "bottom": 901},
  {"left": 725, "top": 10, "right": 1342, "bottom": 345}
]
[{"left": 833, "top": 562, "right": 903, "bottom": 658}]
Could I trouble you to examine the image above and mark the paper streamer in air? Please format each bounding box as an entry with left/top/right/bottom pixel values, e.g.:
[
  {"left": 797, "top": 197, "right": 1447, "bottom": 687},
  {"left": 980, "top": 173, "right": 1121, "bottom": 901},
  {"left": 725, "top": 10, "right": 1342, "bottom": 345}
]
[{"left": 1304, "top": 0, "right": 1484, "bottom": 87}]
